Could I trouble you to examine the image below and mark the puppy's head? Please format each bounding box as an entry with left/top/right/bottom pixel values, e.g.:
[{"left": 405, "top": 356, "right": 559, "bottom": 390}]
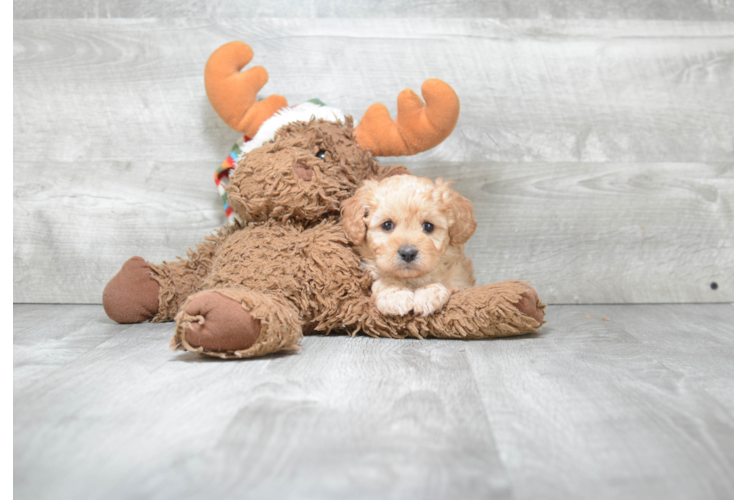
[{"left": 341, "top": 175, "right": 477, "bottom": 279}]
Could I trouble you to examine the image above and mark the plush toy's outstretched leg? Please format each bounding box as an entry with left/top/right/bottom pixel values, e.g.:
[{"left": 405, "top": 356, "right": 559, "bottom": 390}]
[
  {"left": 170, "top": 288, "right": 303, "bottom": 359},
  {"left": 424, "top": 281, "right": 546, "bottom": 339},
  {"left": 338, "top": 280, "right": 546, "bottom": 341},
  {"left": 147, "top": 260, "right": 206, "bottom": 322},
  {"left": 103, "top": 257, "right": 160, "bottom": 323},
  {"left": 115, "top": 223, "right": 244, "bottom": 323},
  {"left": 513, "top": 282, "right": 545, "bottom": 324},
  {"left": 102, "top": 255, "right": 207, "bottom": 324}
]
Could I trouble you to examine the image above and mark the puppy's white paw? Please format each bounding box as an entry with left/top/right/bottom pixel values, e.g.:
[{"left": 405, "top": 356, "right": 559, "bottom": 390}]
[
  {"left": 413, "top": 284, "right": 451, "bottom": 316},
  {"left": 376, "top": 288, "right": 415, "bottom": 316}
]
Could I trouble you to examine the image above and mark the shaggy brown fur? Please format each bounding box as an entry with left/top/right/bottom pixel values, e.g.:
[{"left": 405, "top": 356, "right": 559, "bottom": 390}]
[
  {"left": 103, "top": 118, "right": 545, "bottom": 359},
  {"left": 228, "top": 117, "right": 400, "bottom": 226}
]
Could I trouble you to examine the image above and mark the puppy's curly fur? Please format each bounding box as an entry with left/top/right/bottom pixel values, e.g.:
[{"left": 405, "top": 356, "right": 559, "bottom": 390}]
[{"left": 342, "top": 175, "right": 477, "bottom": 316}]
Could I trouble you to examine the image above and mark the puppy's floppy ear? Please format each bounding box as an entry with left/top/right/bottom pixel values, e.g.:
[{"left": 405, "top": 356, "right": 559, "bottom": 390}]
[
  {"left": 341, "top": 180, "right": 377, "bottom": 245},
  {"left": 437, "top": 178, "right": 477, "bottom": 245}
]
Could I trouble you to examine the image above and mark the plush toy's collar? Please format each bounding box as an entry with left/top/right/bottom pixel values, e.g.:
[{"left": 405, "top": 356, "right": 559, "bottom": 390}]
[{"left": 240, "top": 101, "right": 345, "bottom": 155}]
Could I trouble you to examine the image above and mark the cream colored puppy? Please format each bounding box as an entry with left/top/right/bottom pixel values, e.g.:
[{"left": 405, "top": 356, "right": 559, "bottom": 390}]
[{"left": 341, "top": 175, "right": 477, "bottom": 316}]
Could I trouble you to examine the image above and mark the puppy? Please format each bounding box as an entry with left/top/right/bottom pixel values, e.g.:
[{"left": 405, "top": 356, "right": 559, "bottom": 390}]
[{"left": 341, "top": 175, "right": 477, "bottom": 316}]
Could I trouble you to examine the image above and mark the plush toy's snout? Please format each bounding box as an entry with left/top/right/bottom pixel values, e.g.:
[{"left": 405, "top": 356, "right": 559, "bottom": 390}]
[{"left": 293, "top": 162, "right": 314, "bottom": 181}]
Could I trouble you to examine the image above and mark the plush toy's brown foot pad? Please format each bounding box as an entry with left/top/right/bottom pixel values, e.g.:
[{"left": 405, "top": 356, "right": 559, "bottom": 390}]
[
  {"left": 515, "top": 283, "right": 545, "bottom": 324},
  {"left": 103, "top": 256, "right": 160, "bottom": 323},
  {"left": 183, "top": 292, "right": 262, "bottom": 352}
]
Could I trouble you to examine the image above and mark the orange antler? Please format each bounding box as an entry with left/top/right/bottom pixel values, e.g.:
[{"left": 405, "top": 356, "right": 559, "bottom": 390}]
[
  {"left": 204, "top": 41, "right": 288, "bottom": 137},
  {"left": 354, "top": 79, "right": 460, "bottom": 156}
]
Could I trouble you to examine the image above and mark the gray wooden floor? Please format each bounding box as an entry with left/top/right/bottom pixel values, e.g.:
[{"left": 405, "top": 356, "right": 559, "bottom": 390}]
[
  {"left": 732, "top": 303, "right": 748, "bottom": 498},
  {"left": 14, "top": 303, "right": 733, "bottom": 500}
]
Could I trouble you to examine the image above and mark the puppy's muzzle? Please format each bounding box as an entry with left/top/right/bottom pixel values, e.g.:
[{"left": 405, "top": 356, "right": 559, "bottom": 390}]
[{"left": 398, "top": 246, "right": 419, "bottom": 263}]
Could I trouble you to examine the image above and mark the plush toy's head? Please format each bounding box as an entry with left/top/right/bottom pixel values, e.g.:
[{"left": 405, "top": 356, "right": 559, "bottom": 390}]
[
  {"left": 227, "top": 115, "right": 378, "bottom": 224},
  {"left": 205, "top": 41, "right": 461, "bottom": 225}
]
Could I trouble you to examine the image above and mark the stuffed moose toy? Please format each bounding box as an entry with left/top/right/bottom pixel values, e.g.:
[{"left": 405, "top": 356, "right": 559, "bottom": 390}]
[{"left": 103, "top": 41, "right": 545, "bottom": 359}]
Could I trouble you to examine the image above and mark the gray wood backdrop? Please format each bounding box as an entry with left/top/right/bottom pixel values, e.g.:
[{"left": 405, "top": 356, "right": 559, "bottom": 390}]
[{"left": 13, "top": 1, "right": 734, "bottom": 305}]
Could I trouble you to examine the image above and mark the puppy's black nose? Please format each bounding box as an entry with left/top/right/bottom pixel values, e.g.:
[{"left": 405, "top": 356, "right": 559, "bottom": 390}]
[{"left": 398, "top": 246, "right": 418, "bottom": 263}]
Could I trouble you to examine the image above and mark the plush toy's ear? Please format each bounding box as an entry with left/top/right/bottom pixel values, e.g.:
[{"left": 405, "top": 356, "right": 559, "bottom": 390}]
[
  {"left": 354, "top": 79, "right": 459, "bottom": 156},
  {"left": 436, "top": 178, "right": 477, "bottom": 245},
  {"left": 204, "top": 41, "right": 288, "bottom": 137},
  {"left": 379, "top": 165, "right": 413, "bottom": 179},
  {"left": 341, "top": 181, "right": 377, "bottom": 245}
]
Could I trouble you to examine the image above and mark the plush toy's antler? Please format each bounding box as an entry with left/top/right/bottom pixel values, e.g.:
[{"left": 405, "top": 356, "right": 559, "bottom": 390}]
[
  {"left": 354, "top": 79, "right": 460, "bottom": 156},
  {"left": 204, "top": 41, "right": 288, "bottom": 137}
]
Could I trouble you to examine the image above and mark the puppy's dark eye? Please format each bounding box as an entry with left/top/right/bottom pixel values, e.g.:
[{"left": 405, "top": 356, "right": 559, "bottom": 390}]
[
  {"left": 316, "top": 150, "right": 326, "bottom": 160},
  {"left": 382, "top": 221, "right": 394, "bottom": 231},
  {"left": 422, "top": 222, "right": 434, "bottom": 233}
]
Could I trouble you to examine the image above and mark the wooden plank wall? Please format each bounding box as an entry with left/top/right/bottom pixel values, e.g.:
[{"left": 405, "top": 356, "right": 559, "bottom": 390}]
[
  {"left": 13, "top": 3, "right": 733, "bottom": 304},
  {"left": 730, "top": 34, "right": 748, "bottom": 302}
]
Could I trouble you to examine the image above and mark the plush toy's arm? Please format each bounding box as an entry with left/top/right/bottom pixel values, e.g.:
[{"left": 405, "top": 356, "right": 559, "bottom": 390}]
[{"left": 323, "top": 281, "right": 545, "bottom": 341}]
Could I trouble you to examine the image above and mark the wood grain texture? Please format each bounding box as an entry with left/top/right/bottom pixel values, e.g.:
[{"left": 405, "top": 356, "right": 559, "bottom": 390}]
[
  {"left": 465, "top": 303, "right": 733, "bottom": 499},
  {"left": 13, "top": 303, "right": 133, "bottom": 394},
  {"left": 13, "top": 303, "right": 734, "bottom": 500},
  {"left": 732, "top": 303, "right": 748, "bottom": 490},
  {"left": 730, "top": 163, "right": 748, "bottom": 302},
  {"left": 13, "top": 158, "right": 733, "bottom": 304},
  {"left": 13, "top": 0, "right": 735, "bottom": 21},
  {"left": 730, "top": 40, "right": 748, "bottom": 300},
  {"left": 13, "top": 19, "right": 734, "bottom": 304},
  {"left": 14, "top": 160, "right": 227, "bottom": 304},
  {"left": 13, "top": 19, "right": 734, "bottom": 164},
  {"left": 14, "top": 304, "right": 513, "bottom": 500},
  {"left": 732, "top": 303, "right": 748, "bottom": 498},
  {"left": 731, "top": 303, "right": 748, "bottom": 428},
  {"left": 410, "top": 161, "right": 733, "bottom": 304}
]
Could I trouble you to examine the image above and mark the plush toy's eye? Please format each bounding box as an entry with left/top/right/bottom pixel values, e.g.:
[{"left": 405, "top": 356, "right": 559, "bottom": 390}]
[
  {"left": 422, "top": 222, "right": 434, "bottom": 233},
  {"left": 382, "top": 221, "right": 394, "bottom": 231},
  {"left": 316, "top": 150, "right": 327, "bottom": 160}
]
